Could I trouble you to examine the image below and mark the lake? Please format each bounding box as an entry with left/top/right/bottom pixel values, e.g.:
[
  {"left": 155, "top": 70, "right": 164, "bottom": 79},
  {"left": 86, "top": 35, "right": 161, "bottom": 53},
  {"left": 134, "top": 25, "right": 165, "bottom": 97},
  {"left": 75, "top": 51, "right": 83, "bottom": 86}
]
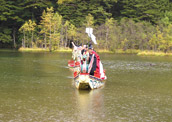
[{"left": 0, "top": 51, "right": 172, "bottom": 122}]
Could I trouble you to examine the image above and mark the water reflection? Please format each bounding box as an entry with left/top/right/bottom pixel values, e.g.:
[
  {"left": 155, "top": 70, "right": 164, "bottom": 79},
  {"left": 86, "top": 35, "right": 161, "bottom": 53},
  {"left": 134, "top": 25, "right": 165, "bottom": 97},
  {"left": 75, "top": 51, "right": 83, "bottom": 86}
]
[{"left": 75, "top": 89, "right": 105, "bottom": 122}]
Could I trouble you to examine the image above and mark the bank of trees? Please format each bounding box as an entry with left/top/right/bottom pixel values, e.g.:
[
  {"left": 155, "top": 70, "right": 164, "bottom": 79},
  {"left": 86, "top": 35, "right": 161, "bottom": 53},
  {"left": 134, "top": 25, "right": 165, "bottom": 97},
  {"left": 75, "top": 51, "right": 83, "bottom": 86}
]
[
  {"left": 19, "top": 7, "right": 78, "bottom": 51},
  {"left": 1, "top": 0, "right": 172, "bottom": 52},
  {"left": 96, "top": 19, "right": 172, "bottom": 52}
]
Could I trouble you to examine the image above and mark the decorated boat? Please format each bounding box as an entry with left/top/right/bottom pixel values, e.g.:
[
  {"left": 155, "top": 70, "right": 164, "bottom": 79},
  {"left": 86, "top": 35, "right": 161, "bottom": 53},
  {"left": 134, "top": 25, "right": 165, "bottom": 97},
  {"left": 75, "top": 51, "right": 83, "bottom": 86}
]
[
  {"left": 69, "top": 28, "right": 107, "bottom": 90},
  {"left": 74, "top": 72, "right": 105, "bottom": 90}
]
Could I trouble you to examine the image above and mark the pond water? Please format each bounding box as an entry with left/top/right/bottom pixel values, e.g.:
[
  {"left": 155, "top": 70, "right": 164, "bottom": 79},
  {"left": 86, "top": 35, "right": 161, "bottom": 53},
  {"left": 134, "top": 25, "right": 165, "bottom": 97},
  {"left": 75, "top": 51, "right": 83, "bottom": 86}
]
[{"left": 0, "top": 51, "right": 172, "bottom": 122}]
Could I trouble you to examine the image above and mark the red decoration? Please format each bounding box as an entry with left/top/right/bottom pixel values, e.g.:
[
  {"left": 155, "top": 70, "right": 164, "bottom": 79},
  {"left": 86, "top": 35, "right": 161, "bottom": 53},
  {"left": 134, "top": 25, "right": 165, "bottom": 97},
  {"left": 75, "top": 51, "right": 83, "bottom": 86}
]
[
  {"left": 94, "top": 71, "right": 100, "bottom": 78},
  {"left": 75, "top": 61, "right": 80, "bottom": 66},
  {"left": 74, "top": 71, "right": 77, "bottom": 77}
]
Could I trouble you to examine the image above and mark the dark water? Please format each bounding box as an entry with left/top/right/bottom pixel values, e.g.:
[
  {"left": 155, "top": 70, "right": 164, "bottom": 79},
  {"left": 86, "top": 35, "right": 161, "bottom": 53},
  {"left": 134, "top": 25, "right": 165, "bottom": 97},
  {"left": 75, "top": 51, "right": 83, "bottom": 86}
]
[{"left": 0, "top": 51, "right": 172, "bottom": 122}]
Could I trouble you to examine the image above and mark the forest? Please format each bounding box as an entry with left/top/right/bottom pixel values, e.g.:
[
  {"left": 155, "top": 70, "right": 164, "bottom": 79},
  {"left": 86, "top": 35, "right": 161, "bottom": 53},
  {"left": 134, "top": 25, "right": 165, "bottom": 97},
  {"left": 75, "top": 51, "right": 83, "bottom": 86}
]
[{"left": 1, "top": 0, "right": 172, "bottom": 52}]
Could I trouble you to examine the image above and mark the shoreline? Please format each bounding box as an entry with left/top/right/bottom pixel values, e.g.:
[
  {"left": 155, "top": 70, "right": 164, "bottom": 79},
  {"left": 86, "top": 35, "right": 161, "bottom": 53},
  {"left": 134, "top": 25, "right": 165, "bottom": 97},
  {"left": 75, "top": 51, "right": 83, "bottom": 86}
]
[
  {"left": 18, "top": 47, "right": 72, "bottom": 53},
  {"left": 1, "top": 48, "right": 172, "bottom": 56},
  {"left": 137, "top": 51, "right": 172, "bottom": 56}
]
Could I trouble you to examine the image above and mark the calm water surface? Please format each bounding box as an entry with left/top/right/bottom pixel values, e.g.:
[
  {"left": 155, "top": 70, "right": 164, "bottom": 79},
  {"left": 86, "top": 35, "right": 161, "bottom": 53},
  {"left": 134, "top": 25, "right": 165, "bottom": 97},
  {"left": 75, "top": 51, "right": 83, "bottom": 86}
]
[{"left": 0, "top": 51, "right": 172, "bottom": 122}]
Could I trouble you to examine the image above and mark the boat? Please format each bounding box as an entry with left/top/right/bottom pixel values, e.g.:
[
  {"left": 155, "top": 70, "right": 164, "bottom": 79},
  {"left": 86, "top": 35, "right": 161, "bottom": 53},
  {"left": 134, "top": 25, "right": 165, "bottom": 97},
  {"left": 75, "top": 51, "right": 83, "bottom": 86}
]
[
  {"left": 69, "top": 42, "right": 107, "bottom": 90},
  {"left": 74, "top": 72, "right": 105, "bottom": 90}
]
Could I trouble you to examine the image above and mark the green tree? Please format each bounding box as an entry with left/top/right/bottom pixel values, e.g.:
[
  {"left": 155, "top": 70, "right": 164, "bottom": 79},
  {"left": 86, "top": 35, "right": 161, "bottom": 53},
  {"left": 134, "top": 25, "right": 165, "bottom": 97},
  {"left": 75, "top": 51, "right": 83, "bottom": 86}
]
[
  {"left": 39, "top": 10, "right": 47, "bottom": 49},
  {"left": 105, "top": 18, "right": 114, "bottom": 49},
  {"left": 57, "top": 0, "right": 111, "bottom": 26},
  {"left": 39, "top": 7, "right": 54, "bottom": 51},
  {"left": 85, "top": 14, "right": 94, "bottom": 27},
  {"left": 149, "top": 26, "right": 161, "bottom": 51},
  {"left": 160, "top": 24, "right": 172, "bottom": 52},
  {"left": 64, "top": 20, "right": 70, "bottom": 47},
  {"left": 57, "top": 0, "right": 74, "bottom": 4},
  {"left": 0, "top": 0, "right": 22, "bottom": 46},
  {"left": 120, "top": 0, "right": 169, "bottom": 24},
  {"left": 28, "top": 20, "right": 37, "bottom": 47},
  {"left": 51, "top": 12, "right": 62, "bottom": 49},
  {"left": 68, "top": 23, "right": 77, "bottom": 43},
  {"left": 19, "top": 21, "right": 29, "bottom": 48},
  {"left": 0, "top": 28, "right": 12, "bottom": 43},
  {"left": 0, "top": 0, "right": 55, "bottom": 48},
  {"left": 160, "top": 11, "right": 172, "bottom": 26},
  {"left": 19, "top": 20, "right": 36, "bottom": 48}
]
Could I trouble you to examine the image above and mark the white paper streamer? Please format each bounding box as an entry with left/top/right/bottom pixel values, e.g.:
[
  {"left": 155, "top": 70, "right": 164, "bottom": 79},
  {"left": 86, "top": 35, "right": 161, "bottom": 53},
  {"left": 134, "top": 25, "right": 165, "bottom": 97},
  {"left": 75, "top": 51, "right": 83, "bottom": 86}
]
[{"left": 86, "top": 28, "right": 97, "bottom": 44}]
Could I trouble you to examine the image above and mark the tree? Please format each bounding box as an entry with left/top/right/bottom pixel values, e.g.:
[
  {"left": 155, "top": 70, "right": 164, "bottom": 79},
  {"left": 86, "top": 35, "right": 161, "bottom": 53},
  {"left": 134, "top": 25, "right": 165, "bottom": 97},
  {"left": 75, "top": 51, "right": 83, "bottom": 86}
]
[
  {"left": 0, "top": 28, "right": 12, "bottom": 43},
  {"left": 19, "top": 20, "right": 36, "bottom": 48},
  {"left": 0, "top": 0, "right": 55, "bottom": 48},
  {"left": 57, "top": 0, "right": 111, "bottom": 26},
  {"left": 57, "top": 0, "right": 74, "bottom": 4},
  {"left": 85, "top": 14, "right": 94, "bottom": 27},
  {"left": 0, "top": 0, "right": 22, "bottom": 46},
  {"left": 28, "top": 20, "right": 37, "bottom": 47},
  {"left": 68, "top": 23, "right": 77, "bottom": 44},
  {"left": 51, "top": 12, "right": 62, "bottom": 49},
  {"left": 120, "top": 0, "right": 170, "bottom": 24},
  {"left": 149, "top": 26, "right": 161, "bottom": 51},
  {"left": 160, "top": 11, "right": 172, "bottom": 26},
  {"left": 39, "top": 10, "right": 47, "bottom": 49},
  {"left": 64, "top": 20, "right": 70, "bottom": 47},
  {"left": 105, "top": 18, "right": 114, "bottom": 49},
  {"left": 19, "top": 21, "right": 29, "bottom": 48},
  {"left": 39, "top": 7, "right": 54, "bottom": 51},
  {"left": 160, "top": 24, "right": 172, "bottom": 52}
]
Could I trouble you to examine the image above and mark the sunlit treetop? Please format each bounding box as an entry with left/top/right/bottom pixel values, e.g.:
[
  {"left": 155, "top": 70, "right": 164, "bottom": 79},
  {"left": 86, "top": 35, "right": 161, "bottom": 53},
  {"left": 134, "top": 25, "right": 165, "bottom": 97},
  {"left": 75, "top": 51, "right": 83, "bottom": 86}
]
[{"left": 57, "top": 0, "right": 75, "bottom": 4}]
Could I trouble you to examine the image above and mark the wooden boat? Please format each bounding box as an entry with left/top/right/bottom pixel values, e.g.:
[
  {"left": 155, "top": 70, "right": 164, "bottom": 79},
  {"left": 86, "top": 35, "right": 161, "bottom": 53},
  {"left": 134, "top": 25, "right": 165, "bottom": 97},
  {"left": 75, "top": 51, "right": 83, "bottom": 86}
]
[
  {"left": 74, "top": 73, "right": 105, "bottom": 90},
  {"left": 69, "top": 42, "right": 106, "bottom": 90}
]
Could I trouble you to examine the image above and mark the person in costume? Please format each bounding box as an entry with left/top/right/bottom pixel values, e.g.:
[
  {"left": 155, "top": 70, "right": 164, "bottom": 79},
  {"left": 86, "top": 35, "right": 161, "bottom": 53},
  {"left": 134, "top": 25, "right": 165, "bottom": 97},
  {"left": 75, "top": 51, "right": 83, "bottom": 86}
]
[
  {"left": 88, "top": 44, "right": 106, "bottom": 79},
  {"left": 88, "top": 45, "right": 97, "bottom": 75},
  {"left": 80, "top": 45, "right": 89, "bottom": 73}
]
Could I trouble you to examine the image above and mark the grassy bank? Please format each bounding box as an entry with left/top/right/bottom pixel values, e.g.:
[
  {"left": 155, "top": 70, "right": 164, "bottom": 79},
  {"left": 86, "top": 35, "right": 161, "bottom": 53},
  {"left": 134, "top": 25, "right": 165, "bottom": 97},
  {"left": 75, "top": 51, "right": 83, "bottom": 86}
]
[
  {"left": 98, "top": 49, "right": 172, "bottom": 56},
  {"left": 18, "top": 47, "right": 49, "bottom": 52},
  {"left": 113, "top": 49, "right": 172, "bottom": 56},
  {"left": 19, "top": 48, "right": 113, "bottom": 53},
  {"left": 3, "top": 47, "right": 172, "bottom": 56},
  {"left": 137, "top": 51, "right": 172, "bottom": 56},
  {"left": 96, "top": 49, "right": 139, "bottom": 54},
  {"left": 96, "top": 49, "right": 113, "bottom": 53},
  {"left": 18, "top": 47, "right": 72, "bottom": 52},
  {"left": 113, "top": 49, "right": 140, "bottom": 54},
  {"left": 0, "top": 49, "right": 17, "bottom": 52}
]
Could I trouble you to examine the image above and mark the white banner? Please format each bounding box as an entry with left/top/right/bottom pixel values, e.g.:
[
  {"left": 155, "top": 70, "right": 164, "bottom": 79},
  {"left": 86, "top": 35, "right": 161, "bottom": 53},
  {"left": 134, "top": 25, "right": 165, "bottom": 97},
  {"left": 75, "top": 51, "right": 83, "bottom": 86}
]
[{"left": 86, "top": 28, "right": 97, "bottom": 44}]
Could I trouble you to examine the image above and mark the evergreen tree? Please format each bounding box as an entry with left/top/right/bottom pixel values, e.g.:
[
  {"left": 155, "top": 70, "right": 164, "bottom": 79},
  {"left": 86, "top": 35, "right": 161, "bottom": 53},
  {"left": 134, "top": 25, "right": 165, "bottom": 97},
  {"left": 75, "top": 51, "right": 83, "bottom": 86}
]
[
  {"left": 19, "top": 21, "right": 29, "bottom": 48},
  {"left": 105, "top": 18, "right": 114, "bottom": 49},
  {"left": 120, "top": 0, "right": 170, "bottom": 24},
  {"left": 51, "top": 12, "right": 62, "bottom": 49},
  {"left": 39, "top": 7, "right": 54, "bottom": 51}
]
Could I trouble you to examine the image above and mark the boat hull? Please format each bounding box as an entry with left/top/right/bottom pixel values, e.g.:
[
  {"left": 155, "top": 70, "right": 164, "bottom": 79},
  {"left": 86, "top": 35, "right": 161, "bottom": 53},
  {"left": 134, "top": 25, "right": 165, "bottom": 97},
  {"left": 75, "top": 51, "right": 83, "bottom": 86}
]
[{"left": 74, "top": 74, "right": 105, "bottom": 90}]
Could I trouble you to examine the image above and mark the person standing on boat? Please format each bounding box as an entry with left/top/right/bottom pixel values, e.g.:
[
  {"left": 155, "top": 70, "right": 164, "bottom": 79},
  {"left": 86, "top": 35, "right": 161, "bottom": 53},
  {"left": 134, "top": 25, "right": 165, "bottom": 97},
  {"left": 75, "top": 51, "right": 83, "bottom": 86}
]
[
  {"left": 81, "top": 45, "right": 87, "bottom": 55},
  {"left": 88, "top": 45, "right": 97, "bottom": 75},
  {"left": 80, "top": 45, "right": 89, "bottom": 73},
  {"left": 88, "top": 44, "right": 106, "bottom": 79}
]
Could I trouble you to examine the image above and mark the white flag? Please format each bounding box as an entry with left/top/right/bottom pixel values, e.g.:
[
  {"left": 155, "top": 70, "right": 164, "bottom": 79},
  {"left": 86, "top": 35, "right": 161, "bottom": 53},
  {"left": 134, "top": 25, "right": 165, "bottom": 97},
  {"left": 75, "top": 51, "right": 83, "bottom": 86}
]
[{"left": 86, "top": 28, "right": 97, "bottom": 44}]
